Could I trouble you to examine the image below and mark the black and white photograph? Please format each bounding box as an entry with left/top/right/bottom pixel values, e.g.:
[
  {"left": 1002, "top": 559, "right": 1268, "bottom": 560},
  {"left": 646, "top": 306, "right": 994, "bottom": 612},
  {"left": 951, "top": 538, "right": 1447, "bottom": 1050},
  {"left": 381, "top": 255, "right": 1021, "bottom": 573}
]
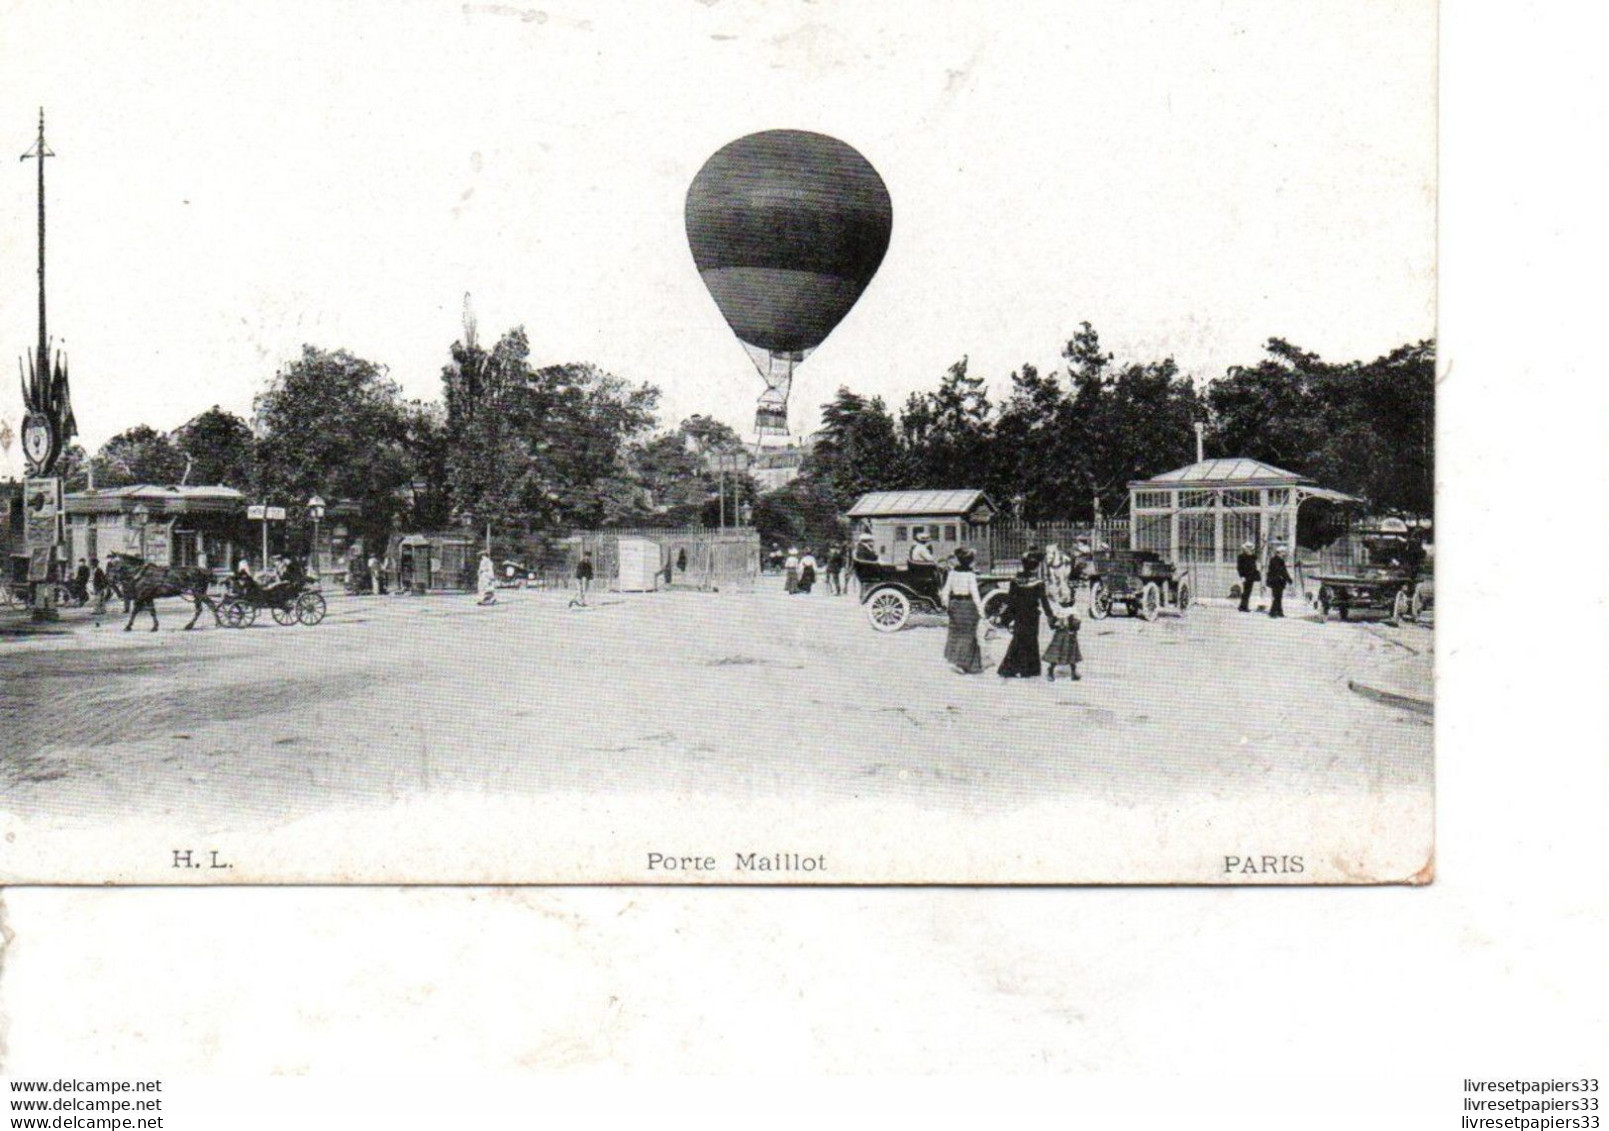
[{"left": 0, "top": 1, "right": 1435, "bottom": 884}]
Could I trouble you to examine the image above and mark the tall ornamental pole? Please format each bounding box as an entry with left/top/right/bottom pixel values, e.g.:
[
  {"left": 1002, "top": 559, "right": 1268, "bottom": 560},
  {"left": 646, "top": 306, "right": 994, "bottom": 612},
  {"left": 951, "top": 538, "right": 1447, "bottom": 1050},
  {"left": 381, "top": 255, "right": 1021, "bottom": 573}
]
[{"left": 18, "top": 109, "right": 75, "bottom": 622}]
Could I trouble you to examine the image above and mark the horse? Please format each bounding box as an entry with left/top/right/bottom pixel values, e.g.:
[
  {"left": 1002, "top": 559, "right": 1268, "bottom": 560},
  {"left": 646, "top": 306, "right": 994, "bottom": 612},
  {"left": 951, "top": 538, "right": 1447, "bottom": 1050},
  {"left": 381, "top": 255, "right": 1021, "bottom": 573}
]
[{"left": 104, "top": 552, "right": 217, "bottom": 632}]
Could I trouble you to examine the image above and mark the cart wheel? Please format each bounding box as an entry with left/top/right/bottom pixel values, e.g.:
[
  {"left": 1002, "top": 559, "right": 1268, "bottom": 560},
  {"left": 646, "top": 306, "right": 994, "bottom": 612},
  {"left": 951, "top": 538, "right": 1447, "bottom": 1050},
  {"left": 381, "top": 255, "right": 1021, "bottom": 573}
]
[
  {"left": 1088, "top": 582, "right": 1112, "bottom": 620},
  {"left": 272, "top": 603, "right": 299, "bottom": 626},
  {"left": 221, "top": 598, "right": 253, "bottom": 628},
  {"left": 982, "top": 588, "right": 1011, "bottom": 630},
  {"left": 1175, "top": 578, "right": 1192, "bottom": 615},
  {"left": 296, "top": 591, "right": 327, "bottom": 626},
  {"left": 1, "top": 584, "right": 19, "bottom": 609},
  {"left": 1391, "top": 588, "right": 1410, "bottom": 624},
  {"left": 866, "top": 587, "right": 910, "bottom": 632},
  {"left": 1139, "top": 582, "right": 1161, "bottom": 621}
]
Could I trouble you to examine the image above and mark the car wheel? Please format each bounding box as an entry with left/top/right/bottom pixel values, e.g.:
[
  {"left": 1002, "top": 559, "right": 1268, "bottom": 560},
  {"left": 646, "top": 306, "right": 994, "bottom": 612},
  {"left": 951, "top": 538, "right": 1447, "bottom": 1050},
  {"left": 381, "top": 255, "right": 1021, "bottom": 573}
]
[{"left": 866, "top": 588, "right": 911, "bottom": 633}]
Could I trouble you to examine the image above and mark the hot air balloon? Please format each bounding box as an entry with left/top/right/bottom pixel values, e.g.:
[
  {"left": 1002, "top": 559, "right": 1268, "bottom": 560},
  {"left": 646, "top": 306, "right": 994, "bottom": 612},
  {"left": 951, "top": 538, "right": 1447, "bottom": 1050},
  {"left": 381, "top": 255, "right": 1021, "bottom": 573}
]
[{"left": 685, "top": 129, "right": 892, "bottom": 440}]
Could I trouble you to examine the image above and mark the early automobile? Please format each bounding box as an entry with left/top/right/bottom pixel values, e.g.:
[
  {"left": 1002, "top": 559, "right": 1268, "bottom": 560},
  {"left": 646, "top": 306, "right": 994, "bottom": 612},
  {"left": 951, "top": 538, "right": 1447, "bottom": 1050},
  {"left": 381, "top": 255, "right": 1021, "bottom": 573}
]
[
  {"left": 852, "top": 559, "right": 1012, "bottom": 633},
  {"left": 1078, "top": 550, "right": 1191, "bottom": 621},
  {"left": 1311, "top": 534, "right": 1429, "bottom": 623}
]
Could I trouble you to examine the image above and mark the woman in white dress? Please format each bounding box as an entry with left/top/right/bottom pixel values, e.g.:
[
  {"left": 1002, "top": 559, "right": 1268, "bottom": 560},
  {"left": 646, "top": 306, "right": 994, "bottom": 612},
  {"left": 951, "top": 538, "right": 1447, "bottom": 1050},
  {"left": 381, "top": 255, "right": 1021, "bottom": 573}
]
[{"left": 477, "top": 552, "right": 497, "bottom": 605}]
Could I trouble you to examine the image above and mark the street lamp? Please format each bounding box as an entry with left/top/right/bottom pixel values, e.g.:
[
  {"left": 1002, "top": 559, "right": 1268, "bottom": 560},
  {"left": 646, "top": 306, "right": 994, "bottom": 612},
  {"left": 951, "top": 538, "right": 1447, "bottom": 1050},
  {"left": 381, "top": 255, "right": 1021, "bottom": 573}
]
[
  {"left": 307, "top": 495, "right": 326, "bottom": 578},
  {"left": 131, "top": 502, "right": 150, "bottom": 560}
]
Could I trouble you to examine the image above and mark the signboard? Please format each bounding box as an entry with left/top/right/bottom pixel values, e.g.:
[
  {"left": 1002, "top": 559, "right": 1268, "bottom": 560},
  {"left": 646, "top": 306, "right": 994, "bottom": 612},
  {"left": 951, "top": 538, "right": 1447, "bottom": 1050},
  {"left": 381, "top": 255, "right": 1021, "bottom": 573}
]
[
  {"left": 143, "top": 521, "right": 171, "bottom": 567},
  {"left": 265, "top": 506, "right": 287, "bottom": 521},
  {"left": 27, "top": 545, "right": 53, "bottom": 582},
  {"left": 248, "top": 505, "right": 287, "bottom": 521},
  {"left": 23, "top": 477, "right": 64, "bottom": 552}
]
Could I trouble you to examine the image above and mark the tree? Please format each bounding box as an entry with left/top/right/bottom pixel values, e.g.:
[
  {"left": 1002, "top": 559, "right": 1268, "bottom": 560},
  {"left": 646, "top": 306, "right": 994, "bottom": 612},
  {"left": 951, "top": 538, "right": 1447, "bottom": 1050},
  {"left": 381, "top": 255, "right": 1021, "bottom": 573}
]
[
  {"left": 441, "top": 328, "right": 663, "bottom": 538},
  {"left": 57, "top": 442, "right": 90, "bottom": 492},
  {"left": 529, "top": 362, "right": 660, "bottom": 529},
  {"left": 173, "top": 407, "right": 255, "bottom": 489},
  {"left": 1206, "top": 337, "right": 1435, "bottom": 515},
  {"left": 401, "top": 400, "right": 452, "bottom": 530},
  {"left": 988, "top": 362, "right": 1066, "bottom": 521},
  {"left": 800, "top": 388, "right": 905, "bottom": 512},
  {"left": 900, "top": 357, "right": 992, "bottom": 489},
  {"left": 92, "top": 425, "right": 187, "bottom": 488},
  {"left": 254, "top": 346, "right": 413, "bottom": 551},
  {"left": 441, "top": 328, "right": 535, "bottom": 542}
]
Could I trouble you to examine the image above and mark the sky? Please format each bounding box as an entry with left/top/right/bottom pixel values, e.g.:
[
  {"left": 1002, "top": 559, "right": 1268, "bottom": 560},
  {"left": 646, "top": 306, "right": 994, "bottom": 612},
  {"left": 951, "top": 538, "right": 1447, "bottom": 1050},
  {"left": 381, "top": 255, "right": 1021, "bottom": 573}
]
[{"left": 0, "top": 0, "right": 1435, "bottom": 476}]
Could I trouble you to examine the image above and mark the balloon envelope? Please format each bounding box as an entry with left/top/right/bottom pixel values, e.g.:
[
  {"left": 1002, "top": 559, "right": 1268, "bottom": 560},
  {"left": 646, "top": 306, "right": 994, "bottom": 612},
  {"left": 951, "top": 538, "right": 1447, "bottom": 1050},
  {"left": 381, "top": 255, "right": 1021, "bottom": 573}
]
[{"left": 685, "top": 129, "right": 892, "bottom": 356}]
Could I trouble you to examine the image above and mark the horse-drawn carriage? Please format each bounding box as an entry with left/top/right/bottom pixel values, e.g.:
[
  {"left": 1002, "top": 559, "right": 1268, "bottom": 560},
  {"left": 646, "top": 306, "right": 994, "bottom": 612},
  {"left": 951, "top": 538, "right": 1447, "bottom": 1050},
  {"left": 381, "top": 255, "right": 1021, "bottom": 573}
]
[
  {"left": 1078, "top": 550, "right": 1191, "bottom": 621},
  {"left": 218, "top": 575, "right": 327, "bottom": 628}
]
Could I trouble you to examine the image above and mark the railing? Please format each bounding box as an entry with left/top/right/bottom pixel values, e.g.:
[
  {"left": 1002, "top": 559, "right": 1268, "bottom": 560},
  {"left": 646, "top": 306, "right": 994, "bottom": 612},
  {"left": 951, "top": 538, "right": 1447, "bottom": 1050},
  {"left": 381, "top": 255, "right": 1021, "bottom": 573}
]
[{"left": 987, "top": 519, "right": 1129, "bottom": 567}]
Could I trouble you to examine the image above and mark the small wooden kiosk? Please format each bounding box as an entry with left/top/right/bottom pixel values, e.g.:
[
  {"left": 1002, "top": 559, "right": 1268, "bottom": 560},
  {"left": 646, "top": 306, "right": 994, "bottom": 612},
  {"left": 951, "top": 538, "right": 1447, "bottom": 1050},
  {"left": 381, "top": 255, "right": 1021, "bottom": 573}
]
[
  {"left": 390, "top": 532, "right": 474, "bottom": 593},
  {"left": 845, "top": 489, "right": 998, "bottom": 569}
]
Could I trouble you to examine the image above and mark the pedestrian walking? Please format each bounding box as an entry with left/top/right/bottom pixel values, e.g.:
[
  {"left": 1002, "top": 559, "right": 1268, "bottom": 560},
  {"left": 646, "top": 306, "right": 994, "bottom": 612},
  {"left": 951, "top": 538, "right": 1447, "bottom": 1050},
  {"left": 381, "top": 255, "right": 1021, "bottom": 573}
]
[
  {"left": 1266, "top": 545, "right": 1292, "bottom": 619},
  {"left": 477, "top": 551, "right": 498, "bottom": 605},
  {"left": 997, "top": 551, "right": 1056, "bottom": 679},
  {"left": 73, "top": 558, "right": 91, "bottom": 603},
  {"left": 571, "top": 551, "right": 594, "bottom": 607},
  {"left": 90, "top": 557, "right": 108, "bottom": 620},
  {"left": 367, "top": 554, "right": 381, "bottom": 596},
  {"left": 941, "top": 546, "right": 986, "bottom": 674},
  {"left": 798, "top": 549, "right": 818, "bottom": 594},
  {"left": 784, "top": 547, "right": 800, "bottom": 594},
  {"left": 1237, "top": 540, "right": 1262, "bottom": 612},
  {"left": 826, "top": 545, "right": 846, "bottom": 595}
]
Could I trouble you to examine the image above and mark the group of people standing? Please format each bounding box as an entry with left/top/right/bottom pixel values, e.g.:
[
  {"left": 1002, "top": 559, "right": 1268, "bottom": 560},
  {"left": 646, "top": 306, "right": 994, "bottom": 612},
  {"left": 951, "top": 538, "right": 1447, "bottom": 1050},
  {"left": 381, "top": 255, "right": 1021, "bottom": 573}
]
[
  {"left": 71, "top": 557, "right": 110, "bottom": 615},
  {"left": 1235, "top": 541, "right": 1293, "bottom": 618},
  {"left": 942, "top": 547, "right": 1081, "bottom": 682},
  {"left": 781, "top": 545, "right": 848, "bottom": 596}
]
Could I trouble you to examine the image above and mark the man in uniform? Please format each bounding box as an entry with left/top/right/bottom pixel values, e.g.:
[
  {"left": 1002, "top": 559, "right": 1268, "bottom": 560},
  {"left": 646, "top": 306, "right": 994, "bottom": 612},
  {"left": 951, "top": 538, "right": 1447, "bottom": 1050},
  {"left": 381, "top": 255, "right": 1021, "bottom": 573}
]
[
  {"left": 1265, "top": 545, "right": 1292, "bottom": 619},
  {"left": 1236, "top": 540, "right": 1261, "bottom": 612}
]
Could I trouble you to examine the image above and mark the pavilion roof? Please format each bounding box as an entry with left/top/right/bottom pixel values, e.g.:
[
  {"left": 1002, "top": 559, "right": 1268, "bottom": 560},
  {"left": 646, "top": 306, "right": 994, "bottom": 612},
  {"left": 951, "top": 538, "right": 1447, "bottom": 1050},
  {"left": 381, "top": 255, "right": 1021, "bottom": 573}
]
[
  {"left": 846, "top": 489, "right": 995, "bottom": 518},
  {"left": 1129, "top": 458, "right": 1311, "bottom": 489}
]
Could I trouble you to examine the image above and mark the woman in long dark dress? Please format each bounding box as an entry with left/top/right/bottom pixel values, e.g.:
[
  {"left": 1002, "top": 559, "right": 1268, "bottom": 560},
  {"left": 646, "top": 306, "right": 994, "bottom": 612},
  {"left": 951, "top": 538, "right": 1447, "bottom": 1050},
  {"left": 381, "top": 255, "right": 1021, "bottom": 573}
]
[
  {"left": 998, "top": 551, "right": 1056, "bottom": 679},
  {"left": 942, "top": 547, "right": 985, "bottom": 674}
]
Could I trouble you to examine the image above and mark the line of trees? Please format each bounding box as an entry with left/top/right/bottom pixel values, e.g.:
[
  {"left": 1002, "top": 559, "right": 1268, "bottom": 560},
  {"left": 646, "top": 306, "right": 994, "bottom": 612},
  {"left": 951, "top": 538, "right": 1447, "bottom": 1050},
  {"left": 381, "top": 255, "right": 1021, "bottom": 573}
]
[
  {"left": 57, "top": 327, "right": 750, "bottom": 557},
  {"left": 55, "top": 319, "right": 1432, "bottom": 558},
  {"left": 770, "top": 324, "right": 1433, "bottom": 548}
]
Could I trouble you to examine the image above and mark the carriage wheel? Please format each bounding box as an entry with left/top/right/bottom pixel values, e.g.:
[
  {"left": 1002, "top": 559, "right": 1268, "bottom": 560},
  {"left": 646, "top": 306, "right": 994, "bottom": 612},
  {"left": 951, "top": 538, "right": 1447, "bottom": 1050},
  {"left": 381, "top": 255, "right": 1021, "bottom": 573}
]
[
  {"left": 296, "top": 591, "right": 327, "bottom": 626},
  {"left": 272, "top": 603, "right": 300, "bottom": 626},
  {"left": 1139, "top": 582, "right": 1161, "bottom": 622},
  {"left": 865, "top": 587, "right": 911, "bottom": 633},
  {"left": 982, "top": 589, "right": 1011, "bottom": 630},
  {"left": 1410, "top": 587, "right": 1427, "bottom": 621},
  {"left": 1088, "top": 582, "right": 1112, "bottom": 620},
  {"left": 1391, "top": 588, "right": 1411, "bottom": 624},
  {"left": 221, "top": 598, "right": 254, "bottom": 628},
  {"left": 1174, "top": 578, "right": 1192, "bottom": 615}
]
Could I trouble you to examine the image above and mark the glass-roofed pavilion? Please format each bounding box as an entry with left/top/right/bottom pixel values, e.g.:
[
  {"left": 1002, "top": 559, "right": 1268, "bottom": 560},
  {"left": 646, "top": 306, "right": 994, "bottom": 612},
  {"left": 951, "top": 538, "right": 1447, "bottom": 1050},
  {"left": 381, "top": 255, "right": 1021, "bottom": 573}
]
[{"left": 1127, "top": 458, "right": 1361, "bottom": 602}]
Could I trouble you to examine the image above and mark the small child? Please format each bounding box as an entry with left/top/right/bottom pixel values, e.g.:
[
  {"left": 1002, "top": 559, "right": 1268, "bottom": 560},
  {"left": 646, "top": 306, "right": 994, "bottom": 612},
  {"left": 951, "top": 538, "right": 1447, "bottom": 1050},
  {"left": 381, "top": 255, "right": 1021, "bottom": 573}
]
[{"left": 1043, "top": 598, "right": 1082, "bottom": 682}]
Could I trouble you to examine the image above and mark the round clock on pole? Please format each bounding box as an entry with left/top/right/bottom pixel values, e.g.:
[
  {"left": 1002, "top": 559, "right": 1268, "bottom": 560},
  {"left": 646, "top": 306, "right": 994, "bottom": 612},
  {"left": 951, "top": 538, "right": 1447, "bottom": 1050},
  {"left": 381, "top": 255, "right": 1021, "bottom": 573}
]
[{"left": 21, "top": 411, "right": 55, "bottom": 475}]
